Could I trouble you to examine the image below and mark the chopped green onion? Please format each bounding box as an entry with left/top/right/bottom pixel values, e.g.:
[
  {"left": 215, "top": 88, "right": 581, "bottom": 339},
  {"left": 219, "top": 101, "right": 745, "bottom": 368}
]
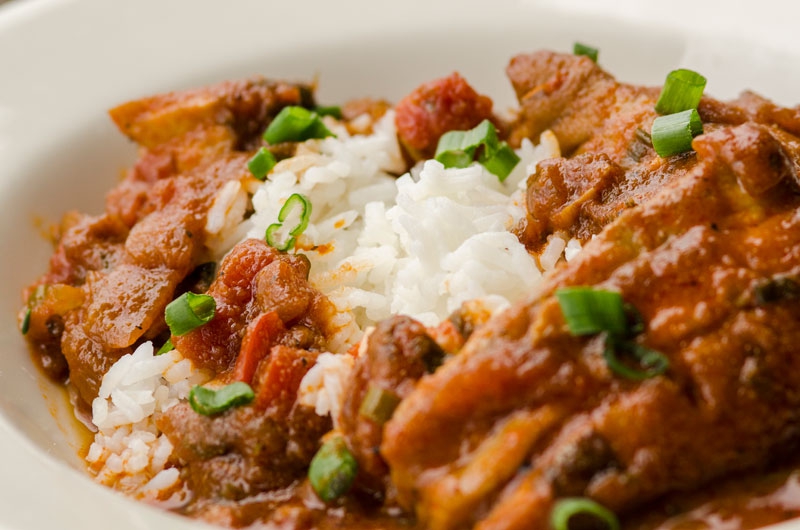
[
  {"left": 265, "top": 193, "right": 312, "bottom": 252},
  {"left": 555, "top": 287, "right": 627, "bottom": 336},
  {"left": 655, "top": 69, "right": 707, "bottom": 115},
  {"left": 315, "top": 105, "right": 343, "bottom": 119},
  {"left": 20, "top": 308, "right": 31, "bottom": 335},
  {"left": 435, "top": 145, "right": 473, "bottom": 169},
  {"left": 651, "top": 109, "right": 703, "bottom": 157},
  {"left": 556, "top": 288, "right": 668, "bottom": 381},
  {"left": 573, "top": 42, "right": 599, "bottom": 62},
  {"left": 165, "top": 292, "right": 216, "bottom": 336},
  {"left": 309, "top": 436, "right": 359, "bottom": 502},
  {"left": 188, "top": 382, "right": 255, "bottom": 416},
  {"left": 265, "top": 222, "right": 294, "bottom": 252},
  {"left": 247, "top": 147, "right": 276, "bottom": 180},
  {"left": 436, "top": 119, "right": 496, "bottom": 165},
  {"left": 623, "top": 302, "right": 645, "bottom": 335},
  {"left": 434, "top": 119, "right": 520, "bottom": 181},
  {"left": 551, "top": 497, "right": 620, "bottom": 530},
  {"left": 603, "top": 337, "right": 669, "bottom": 380},
  {"left": 359, "top": 384, "right": 401, "bottom": 424},
  {"left": 263, "top": 106, "right": 335, "bottom": 144},
  {"left": 303, "top": 119, "right": 334, "bottom": 141},
  {"left": 479, "top": 142, "right": 521, "bottom": 181},
  {"left": 279, "top": 193, "right": 312, "bottom": 236},
  {"left": 435, "top": 122, "right": 489, "bottom": 168},
  {"left": 157, "top": 338, "right": 174, "bottom": 355}
]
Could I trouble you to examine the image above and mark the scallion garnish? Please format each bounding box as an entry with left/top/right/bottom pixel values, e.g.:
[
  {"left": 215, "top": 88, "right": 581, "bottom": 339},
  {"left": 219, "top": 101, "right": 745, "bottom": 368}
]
[
  {"left": 188, "top": 381, "right": 255, "bottom": 416},
  {"left": 20, "top": 308, "right": 31, "bottom": 335},
  {"left": 309, "top": 436, "right": 359, "bottom": 502},
  {"left": 480, "top": 143, "right": 520, "bottom": 181},
  {"left": 555, "top": 287, "right": 627, "bottom": 337},
  {"left": 265, "top": 223, "right": 292, "bottom": 252},
  {"left": 573, "top": 42, "right": 599, "bottom": 62},
  {"left": 551, "top": 497, "right": 620, "bottom": 530},
  {"left": 247, "top": 147, "right": 276, "bottom": 180},
  {"left": 358, "top": 384, "right": 401, "bottom": 424},
  {"left": 164, "top": 292, "right": 216, "bottom": 336},
  {"left": 623, "top": 302, "right": 645, "bottom": 335},
  {"left": 603, "top": 338, "right": 669, "bottom": 381},
  {"left": 651, "top": 108, "right": 703, "bottom": 157},
  {"left": 156, "top": 338, "right": 174, "bottom": 355},
  {"left": 434, "top": 119, "right": 520, "bottom": 181},
  {"left": 263, "top": 106, "right": 335, "bottom": 144},
  {"left": 280, "top": 193, "right": 312, "bottom": 236},
  {"left": 556, "top": 287, "right": 669, "bottom": 380},
  {"left": 265, "top": 193, "right": 312, "bottom": 251},
  {"left": 315, "top": 105, "right": 343, "bottom": 119},
  {"left": 654, "top": 69, "right": 707, "bottom": 115}
]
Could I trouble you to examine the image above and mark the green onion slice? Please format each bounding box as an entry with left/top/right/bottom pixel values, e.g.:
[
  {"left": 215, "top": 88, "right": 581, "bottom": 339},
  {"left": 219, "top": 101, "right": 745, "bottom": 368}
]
[
  {"left": 556, "top": 288, "right": 668, "bottom": 381},
  {"left": 279, "top": 193, "right": 312, "bottom": 236},
  {"left": 263, "top": 106, "right": 335, "bottom": 144},
  {"left": 165, "top": 292, "right": 216, "bottom": 336},
  {"left": 20, "top": 308, "right": 31, "bottom": 335},
  {"left": 573, "top": 42, "right": 599, "bottom": 62},
  {"left": 315, "top": 105, "right": 343, "bottom": 119},
  {"left": 654, "top": 69, "right": 707, "bottom": 115},
  {"left": 435, "top": 120, "right": 494, "bottom": 169},
  {"left": 265, "top": 193, "right": 312, "bottom": 251},
  {"left": 265, "top": 222, "right": 295, "bottom": 252},
  {"left": 603, "top": 336, "right": 669, "bottom": 381},
  {"left": 434, "top": 119, "right": 520, "bottom": 181},
  {"left": 479, "top": 142, "right": 521, "bottom": 181},
  {"left": 551, "top": 497, "right": 620, "bottom": 530},
  {"left": 188, "top": 381, "right": 255, "bottom": 416},
  {"left": 555, "top": 287, "right": 628, "bottom": 337},
  {"left": 435, "top": 145, "right": 473, "bottom": 169},
  {"left": 156, "top": 338, "right": 174, "bottom": 355},
  {"left": 247, "top": 147, "right": 276, "bottom": 180},
  {"left": 623, "top": 302, "right": 645, "bottom": 336},
  {"left": 309, "top": 436, "right": 359, "bottom": 502},
  {"left": 651, "top": 109, "right": 703, "bottom": 157},
  {"left": 359, "top": 384, "right": 401, "bottom": 424}
]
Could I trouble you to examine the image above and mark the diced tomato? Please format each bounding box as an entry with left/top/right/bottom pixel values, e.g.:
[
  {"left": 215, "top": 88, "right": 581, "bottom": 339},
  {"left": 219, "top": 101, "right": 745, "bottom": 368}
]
[
  {"left": 394, "top": 72, "right": 495, "bottom": 159},
  {"left": 253, "top": 345, "right": 318, "bottom": 412},
  {"left": 173, "top": 239, "right": 279, "bottom": 373},
  {"left": 232, "top": 311, "right": 284, "bottom": 385}
]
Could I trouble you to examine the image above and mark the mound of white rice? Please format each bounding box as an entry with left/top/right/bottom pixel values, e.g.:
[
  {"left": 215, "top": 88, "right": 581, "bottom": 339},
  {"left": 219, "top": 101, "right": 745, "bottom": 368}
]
[
  {"left": 86, "top": 343, "right": 211, "bottom": 499},
  {"left": 85, "top": 110, "right": 578, "bottom": 498}
]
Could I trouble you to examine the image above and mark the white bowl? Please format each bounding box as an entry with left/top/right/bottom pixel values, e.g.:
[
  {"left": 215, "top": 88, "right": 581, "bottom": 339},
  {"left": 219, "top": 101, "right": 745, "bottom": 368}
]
[{"left": 1, "top": 0, "right": 799, "bottom": 528}]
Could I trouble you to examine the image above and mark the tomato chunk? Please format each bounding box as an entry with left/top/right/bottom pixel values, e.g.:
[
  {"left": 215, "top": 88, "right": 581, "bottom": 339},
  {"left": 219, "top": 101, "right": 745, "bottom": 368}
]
[
  {"left": 232, "top": 311, "right": 284, "bottom": 385},
  {"left": 394, "top": 72, "right": 495, "bottom": 159},
  {"left": 253, "top": 345, "right": 318, "bottom": 412}
]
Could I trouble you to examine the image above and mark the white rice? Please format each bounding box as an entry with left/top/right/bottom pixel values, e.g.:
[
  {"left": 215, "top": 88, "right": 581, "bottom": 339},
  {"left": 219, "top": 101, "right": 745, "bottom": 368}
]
[
  {"left": 297, "top": 351, "right": 357, "bottom": 429},
  {"left": 86, "top": 343, "right": 211, "bottom": 498},
  {"left": 238, "top": 114, "right": 556, "bottom": 328},
  {"left": 85, "top": 109, "right": 578, "bottom": 497}
]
